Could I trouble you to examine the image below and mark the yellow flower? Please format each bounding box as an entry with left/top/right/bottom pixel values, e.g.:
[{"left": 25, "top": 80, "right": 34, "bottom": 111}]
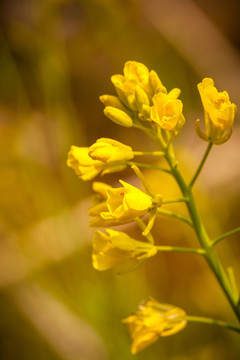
[
  {"left": 88, "top": 138, "right": 134, "bottom": 163},
  {"left": 67, "top": 146, "right": 104, "bottom": 181},
  {"left": 150, "top": 92, "right": 185, "bottom": 131},
  {"left": 111, "top": 61, "right": 165, "bottom": 112},
  {"left": 123, "top": 298, "right": 187, "bottom": 354},
  {"left": 92, "top": 229, "right": 157, "bottom": 271},
  {"left": 196, "top": 78, "right": 237, "bottom": 144},
  {"left": 89, "top": 180, "right": 153, "bottom": 227},
  {"left": 67, "top": 139, "right": 132, "bottom": 180}
]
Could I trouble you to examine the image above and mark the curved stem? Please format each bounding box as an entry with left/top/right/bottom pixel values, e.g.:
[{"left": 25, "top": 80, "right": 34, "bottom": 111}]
[
  {"left": 142, "top": 208, "right": 157, "bottom": 236},
  {"left": 212, "top": 227, "right": 240, "bottom": 246},
  {"left": 189, "top": 142, "right": 213, "bottom": 187},
  {"left": 131, "top": 164, "right": 156, "bottom": 197},
  {"left": 135, "top": 217, "right": 154, "bottom": 244},
  {"left": 157, "top": 208, "right": 193, "bottom": 227},
  {"left": 165, "top": 146, "right": 240, "bottom": 322},
  {"left": 187, "top": 315, "right": 240, "bottom": 334},
  {"left": 155, "top": 246, "right": 205, "bottom": 256}
]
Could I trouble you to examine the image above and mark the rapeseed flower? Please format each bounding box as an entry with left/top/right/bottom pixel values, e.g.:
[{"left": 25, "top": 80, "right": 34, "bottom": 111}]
[
  {"left": 123, "top": 298, "right": 187, "bottom": 354},
  {"left": 67, "top": 139, "right": 133, "bottom": 180},
  {"left": 88, "top": 138, "right": 134, "bottom": 163},
  {"left": 92, "top": 229, "right": 157, "bottom": 271},
  {"left": 67, "top": 146, "right": 104, "bottom": 180},
  {"left": 150, "top": 91, "right": 185, "bottom": 131},
  {"left": 196, "top": 78, "right": 237, "bottom": 144},
  {"left": 89, "top": 180, "right": 153, "bottom": 227}
]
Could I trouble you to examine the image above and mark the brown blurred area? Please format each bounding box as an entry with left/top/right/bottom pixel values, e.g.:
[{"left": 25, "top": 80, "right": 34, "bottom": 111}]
[{"left": 0, "top": 0, "right": 240, "bottom": 359}]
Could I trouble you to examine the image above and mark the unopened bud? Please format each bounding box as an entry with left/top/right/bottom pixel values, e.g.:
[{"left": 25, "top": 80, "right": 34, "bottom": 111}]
[{"left": 104, "top": 106, "right": 133, "bottom": 127}]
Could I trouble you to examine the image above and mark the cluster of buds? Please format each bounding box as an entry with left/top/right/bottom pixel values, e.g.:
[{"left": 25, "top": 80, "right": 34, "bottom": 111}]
[
  {"left": 100, "top": 61, "right": 185, "bottom": 137},
  {"left": 67, "top": 61, "right": 237, "bottom": 354}
]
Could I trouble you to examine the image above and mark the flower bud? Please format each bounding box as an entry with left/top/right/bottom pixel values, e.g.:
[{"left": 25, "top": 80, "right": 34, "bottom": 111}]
[
  {"left": 99, "top": 94, "right": 128, "bottom": 112},
  {"left": 104, "top": 106, "right": 133, "bottom": 127},
  {"left": 135, "top": 85, "right": 149, "bottom": 111}
]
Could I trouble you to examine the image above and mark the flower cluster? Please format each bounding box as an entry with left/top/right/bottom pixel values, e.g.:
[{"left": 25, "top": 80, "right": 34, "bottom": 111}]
[
  {"left": 67, "top": 61, "right": 237, "bottom": 354},
  {"left": 100, "top": 60, "right": 185, "bottom": 135}
]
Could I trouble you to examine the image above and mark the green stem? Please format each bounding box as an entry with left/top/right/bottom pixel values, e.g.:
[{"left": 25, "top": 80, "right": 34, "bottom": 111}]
[
  {"left": 155, "top": 246, "right": 205, "bottom": 256},
  {"left": 212, "top": 227, "right": 240, "bottom": 246},
  {"left": 133, "top": 123, "right": 157, "bottom": 140},
  {"left": 162, "top": 197, "right": 189, "bottom": 204},
  {"left": 126, "top": 161, "right": 171, "bottom": 174},
  {"left": 157, "top": 208, "right": 193, "bottom": 227},
  {"left": 187, "top": 315, "right": 240, "bottom": 334},
  {"left": 133, "top": 151, "right": 165, "bottom": 156},
  {"left": 165, "top": 146, "right": 240, "bottom": 322},
  {"left": 189, "top": 142, "right": 213, "bottom": 187}
]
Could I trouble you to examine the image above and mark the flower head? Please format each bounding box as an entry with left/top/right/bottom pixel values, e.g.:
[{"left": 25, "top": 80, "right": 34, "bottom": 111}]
[
  {"left": 150, "top": 92, "right": 185, "bottom": 131},
  {"left": 92, "top": 229, "right": 157, "bottom": 271},
  {"left": 89, "top": 180, "right": 153, "bottom": 227},
  {"left": 67, "top": 146, "right": 104, "bottom": 181},
  {"left": 67, "top": 139, "right": 133, "bottom": 180},
  {"left": 196, "top": 78, "right": 237, "bottom": 144},
  {"left": 123, "top": 298, "right": 187, "bottom": 354},
  {"left": 89, "top": 138, "right": 134, "bottom": 163}
]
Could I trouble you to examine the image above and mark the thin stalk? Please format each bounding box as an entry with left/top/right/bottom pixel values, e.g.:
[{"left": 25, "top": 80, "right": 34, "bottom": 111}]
[
  {"left": 189, "top": 142, "right": 213, "bottom": 187},
  {"left": 187, "top": 315, "right": 240, "bottom": 334},
  {"left": 165, "top": 146, "right": 240, "bottom": 321},
  {"left": 133, "top": 123, "right": 157, "bottom": 140},
  {"left": 133, "top": 151, "right": 165, "bottom": 156},
  {"left": 155, "top": 246, "right": 205, "bottom": 256},
  {"left": 126, "top": 161, "right": 171, "bottom": 174},
  {"left": 131, "top": 165, "right": 156, "bottom": 197},
  {"left": 157, "top": 208, "right": 193, "bottom": 227},
  {"left": 212, "top": 227, "right": 240, "bottom": 246},
  {"left": 162, "top": 197, "right": 189, "bottom": 204}
]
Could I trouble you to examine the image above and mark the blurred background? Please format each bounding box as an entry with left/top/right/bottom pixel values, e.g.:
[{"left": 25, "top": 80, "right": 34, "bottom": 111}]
[{"left": 0, "top": 0, "right": 240, "bottom": 359}]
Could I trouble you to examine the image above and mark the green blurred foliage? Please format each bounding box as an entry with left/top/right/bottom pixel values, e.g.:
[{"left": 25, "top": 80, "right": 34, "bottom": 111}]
[{"left": 0, "top": 0, "right": 240, "bottom": 359}]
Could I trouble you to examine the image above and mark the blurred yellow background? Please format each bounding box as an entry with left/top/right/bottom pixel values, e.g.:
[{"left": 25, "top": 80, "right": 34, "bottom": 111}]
[{"left": 0, "top": 0, "right": 240, "bottom": 359}]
